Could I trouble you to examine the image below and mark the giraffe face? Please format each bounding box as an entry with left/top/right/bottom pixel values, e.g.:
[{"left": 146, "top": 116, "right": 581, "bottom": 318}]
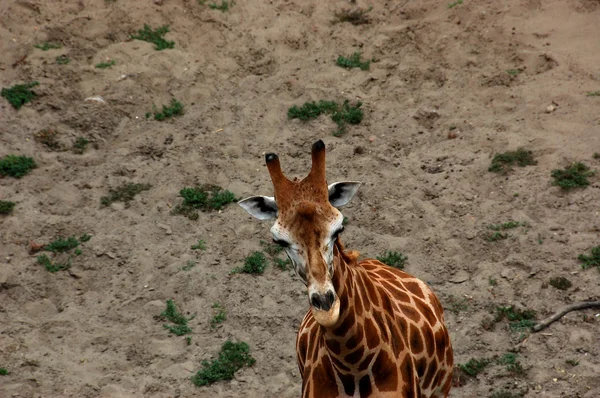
[{"left": 238, "top": 140, "right": 361, "bottom": 327}]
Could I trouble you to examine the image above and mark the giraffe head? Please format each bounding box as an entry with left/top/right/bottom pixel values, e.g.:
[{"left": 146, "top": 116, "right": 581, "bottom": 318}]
[{"left": 239, "top": 140, "right": 360, "bottom": 327}]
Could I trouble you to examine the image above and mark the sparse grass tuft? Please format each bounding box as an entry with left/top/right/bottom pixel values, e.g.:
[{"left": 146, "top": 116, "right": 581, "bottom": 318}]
[
  {"left": 0, "top": 368, "right": 8, "bottom": 375},
  {"left": 191, "top": 240, "right": 207, "bottom": 251},
  {"left": 37, "top": 254, "right": 71, "bottom": 273},
  {"left": 182, "top": 260, "right": 197, "bottom": 271},
  {"left": 288, "top": 99, "right": 363, "bottom": 137},
  {"left": 210, "top": 303, "right": 227, "bottom": 329},
  {"left": 95, "top": 60, "right": 116, "bottom": 69},
  {"left": 336, "top": 52, "right": 370, "bottom": 71},
  {"left": 587, "top": 91, "right": 600, "bottom": 97},
  {"left": 485, "top": 231, "right": 508, "bottom": 242},
  {"left": 578, "top": 246, "right": 600, "bottom": 269},
  {"left": 489, "top": 277, "right": 497, "bottom": 286},
  {"left": 161, "top": 299, "right": 193, "bottom": 336},
  {"left": 101, "top": 182, "right": 151, "bottom": 207},
  {"left": 80, "top": 234, "right": 92, "bottom": 242},
  {"left": 1, "top": 82, "right": 39, "bottom": 110},
  {"left": 448, "top": 0, "right": 463, "bottom": 8},
  {"left": 231, "top": 251, "right": 268, "bottom": 275},
  {"left": 377, "top": 251, "right": 408, "bottom": 269},
  {"left": 131, "top": 24, "right": 174, "bottom": 51},
  {"left": 549, "top": 276, "right": 572, "bottom": 290},
  {"left": 173, "top": 185, "right": 236, "bottom": 219},
  {"left": 0, "top": 201, "right": 16, "bottom": 215},
  {"left": 593, "top": 152, "right": 600, "bottom": 159},
  {"left": 489, "top": 148, "right": 536, "bottom": 174},
  {"left": 0, "top": 155, "right": 37, "bottom": 178},
  {"left": 498, "top": 353, "right": 526, "bottom": 375},
  {"left": 209, "top": 0, "right": 234, "bottom": 11},
  {"left": 73, "top": 137, "right": 90, "bottom": 154},
  {"left": 56, "top": 55, "right": 70, "bottom": 65},
  {"left": 551, "top": 162, "right": 595, "bottom": 190},
  {"left": 260, "top": 240, "right": 290, "bottom": 270},
  {"left": 505, "top": 69, "right": 521, "bottom": 76},
  {"left": 495, "top": 306, "right": 536, "bottom": 331},
  {"left": 191, "top": 341, "right": 255, "bottom": 386},
  {"left": 446, "top": 295, "right": 469, "bottom": 315},
  {"left": 333, "top": 7, "right": 372, "bottom": 25},
  {"left": 148, "top": 98, "right": 184, "bottom": 121},
  {"left": 34, "top": 42, "right": 61, "bottom": 51},
  {"left": 565, "top": 359, "right": 579, "bottom": 366},
  {"left": 458, "top": 358, "right": 491, "bottom": 377},
  {"left": 488, "top": 221, "right": 526, "bottom": 231},
  {"left": 34, "top": 129, "right": 61, "bottom": 150},
  {"left": 45, "top": 236, "right": 80, "bottom": 253}
]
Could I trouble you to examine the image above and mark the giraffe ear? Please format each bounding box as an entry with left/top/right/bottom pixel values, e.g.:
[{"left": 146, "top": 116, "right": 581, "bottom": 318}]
[
  {"left": 238, "top": 196, "right": 278, "bottom": 220},
  {"left": 328, "top": 181, "right": 361, "bottom": 208}
]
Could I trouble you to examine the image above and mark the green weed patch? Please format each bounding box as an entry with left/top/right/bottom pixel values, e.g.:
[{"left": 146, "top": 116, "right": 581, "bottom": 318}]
[
  {"left": 192, "top": 341, "right": 255, "bottom": 386},
  {"left": 0, "top": 155, "right": 37, "bottom": 178},
  {"left": 336, "top": 52, "right": 370, "bottom": 71},
  {"left": 288, "top": 99, "right": 363, "bottom": 136},
  {"left": 551, "top": 162, "right": 595, "bottom": 190},
  {"left": 131, "top": 24, "right": 174, "bottom": 51},
  {"left": 1, "top": 82, "right": 39, "bottom": 110}
]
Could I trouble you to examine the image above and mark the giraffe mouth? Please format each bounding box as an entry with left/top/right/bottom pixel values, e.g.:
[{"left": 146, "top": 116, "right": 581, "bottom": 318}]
[{"left": 311, "top": 296, "right": 340, "bottom": 327}]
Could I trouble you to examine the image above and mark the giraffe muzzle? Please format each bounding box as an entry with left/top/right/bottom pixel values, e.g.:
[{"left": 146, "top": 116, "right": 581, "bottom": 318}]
[{"left": 310, "top": 290, "right": 336, "bottom": 312}]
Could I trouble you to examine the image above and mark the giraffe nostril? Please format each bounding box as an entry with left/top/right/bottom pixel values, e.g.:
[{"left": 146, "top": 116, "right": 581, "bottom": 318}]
[
  {"left": 310, "top": 295, "right": 321, "bottom": 310},
  {"left": 326, "top": 291, "right": 335, "bottom": 307}
]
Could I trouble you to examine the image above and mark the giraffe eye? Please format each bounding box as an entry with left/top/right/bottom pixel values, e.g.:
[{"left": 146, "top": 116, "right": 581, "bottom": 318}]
[{"left": 273, "top": 238, "right": 290, "bottom": 248}]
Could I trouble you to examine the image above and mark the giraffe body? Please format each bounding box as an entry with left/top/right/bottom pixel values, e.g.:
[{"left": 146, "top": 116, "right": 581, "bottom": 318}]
[{"left": 239, "top": 140, "right": 453, "bottom": 397}]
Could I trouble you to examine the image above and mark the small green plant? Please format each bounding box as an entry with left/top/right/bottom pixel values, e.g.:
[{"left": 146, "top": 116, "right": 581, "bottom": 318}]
[
  {"left": 594, "top": 152, "right": 600, "bottom": 159},
  {"left": 587, "top": 91, "right": 600, "bottom": 97},
  {"left": 458, "top": 358, "right": 491, "bottom": 377},
  {"left": 333, "top": 6, "right": 372, "bottom": 25},
  {"left": 161, "top": 299, "right": 193, "bottom": 336},
  {"left": 37, "top": 254, "right": 71, "bottom": 273},
  {"left": 173, "top": 185, "right": 236, "bottom": 219},
  {"left": 0, "top": 200, "right": 16, "bottom": 215},
  {"left": 101, "top": 182, "right": 152, "bottom": 207},
  {"left": 210, "top": 303, "right": 227, "bottom": 328},
  {"left": 131, "top": 24, "right": 174, "bottom": 51},
  {"left": 446, "top": 295, "right": 469, "bottom": 315},
  {"left": 73, "top": 137, "right": 90, "bottom": 154},
  {"left": 0, "top": 155, "right": 37, "bottom": 178},
  {"left": 74, "top": 248, "right": 82, "bottom": 256},
  {"left": 336, "top": 52, "right": 370, "bottom": 71},
  {"left": 488, "top": 221, "right": 525, "bottom": 231},
  {"left": 182, "top": 260, "right": 197, "bottom": 271},
  {"left": 45, "top": 236, "right": 80, "bottom": 253},
  {"left": 448, "top": 0, "right": 463, "bottom": 8},
  {"left": 505, "top": 69, "right": 521, "bottom": 76},
  {"left": 80, "top": 234, "right": 92, "bottom": 242},
  {"left": 1, "top": 81, "right": 39, "bottom": 110},
  {"left": 95, "top": 60, "right": 116, "bottom": 69},
  {"left": 495, "top": 306, "right": 536, "bottom": 331},
  {"left": 549, "top": 276, "right": 572, "bottom": 290},
  {"left": 273, "top": 258, "right": 291, "bottom": 271},
  {"left": 0, "top": 368, "right": 8, "bottom": 375},
  {"left": 231, "top": 251, "right": 268, "bottom": 275},
  {"left": 489, "top": 148, "right": 536, "bottom": 174},
  {"left": 209, "top": 0, "right": 234, "bottom": 11},
  {"left": 551, "top": 162, "right": 595, "bottom": 190},
  {"left": 56, "top": 55, "right": 70, "bottom": 65},
  {"left": 498, "top": 353, "right": 525, "bottom": 375},
  {"left": 485, "top": 232, "right": 508, "bottom": 242},
  {"left": 377, "top": 251, "right": 407, "bottom": 269},
  {"left": 34, "top": 129, "right": 61, "bottom": 150},
  {"left": 578, "top": 246, "right": 600, "bottom": 269},
  {"left": 342, "top": 216, "right": 349, "bottom": 225},
  {"left": 191, "top": 341, "right": 255, "bottom": 386},
  {"left": 191, "top": 240, "right": 207, "bottom": 251},
  {"left": 288, "top": 99, "right": 363, "bottom": 136},
  {"left": 34, "top": 42, "right": 61, "bottom": 51},
  {"left": 148, "top": 98, "right": 184, "bottom": 121},
  {"left": 489, "top": 277, "right": 497, "bottom": 286},
  {"left": 565, "top": 359, "right": 579, "bottom": 366},
  {"left": 259, "top": 240, "right": 290, "bottom": 270}
]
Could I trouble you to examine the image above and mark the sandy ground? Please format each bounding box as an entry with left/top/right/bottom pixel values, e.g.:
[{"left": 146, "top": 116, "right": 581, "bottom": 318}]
[{"left": 1, "top": 0, "right": 600, "bottom": 397}]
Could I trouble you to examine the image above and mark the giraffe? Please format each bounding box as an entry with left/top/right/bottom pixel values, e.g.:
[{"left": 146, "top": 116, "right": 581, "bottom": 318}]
[{"left": 239, "top": 140, "right": 453, "bottom": 398}]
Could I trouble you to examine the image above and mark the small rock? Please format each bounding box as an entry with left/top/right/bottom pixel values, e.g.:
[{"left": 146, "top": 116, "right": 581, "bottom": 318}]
[
  {"left": 157, "top": 223, "right": 173, "bottom": 235},
  {"left": 449, "top": 272, "right": 470, "bottom": 284},
  {"left": 500, "top": 268, "right": 516, "bottom": 280},
  {"left": 105, "top": 252, "right": 117, "bottom": 259},
  {"left": 368, "top": 135, "right": 376, "bottom": 142},
  {"left": 545, "top": 105, "right": 555, "bottom": 113}
]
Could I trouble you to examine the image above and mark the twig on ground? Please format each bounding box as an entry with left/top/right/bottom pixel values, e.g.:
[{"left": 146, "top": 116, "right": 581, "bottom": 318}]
[{"left": 532, "top": 301, "right": 600, "bottom": 332}]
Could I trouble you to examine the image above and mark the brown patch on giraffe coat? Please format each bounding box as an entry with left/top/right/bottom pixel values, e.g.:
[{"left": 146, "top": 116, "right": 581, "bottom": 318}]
[
  {"left": 429, "top": 291, "right": 444, "bottom": 316},
  {"left": 422, "top": 360, "right": 437, "bottom": 391},
  {"left": 404, "top": 281, "right": 426, "bottom": 300},
  {"left": 400, "top": 355, "right": 417, "bottom": 398},
  {"left": 380, "top": 290, "right": 395, "bottom": 316},
  {"left": 353, "top": 287, "right": 364, "bottom": 317},
  {"left": 372, "top": 350, "right": 398, "bottom": 392},
  {"left": 415, "top": 357, "right": 427, "bottom": 378},
  {"left": 445, "top": 344, "right": 454, "bottom": 366},
  {"left": 380, "top": 280, "right": 412, "bottom": 304},
  {"left": 325, "top": 338, "right": 342, "bottom": 356},
  {"left": 421, "top": 323, "right": 435, "bottom": 357},
  {"left": 358, "top": 374, "right": 373, "bottom": 396},
  {"left": 363, "top": 273, "right": 381, "bottom": 307},
  {"left": 363, "top": 317, "right": 380, "bottom": 350},
  {"left": 414, "top": 297, "right": 438, "bottom": 327},
  {"left": 330, "top": 354, "right": 351, "bottom": 372},
  {"left": 372, "top": 310, "right": 389, "bottom": 341},
  {"left": 339, "top": 372, "right": 355, "bottom": 396},
  {"left": 389, "top": 322, "right": 405, "bottom": 357},
  {"left": 434, "top": 328, "right": 448, "bottom": 362},
  {"left": 311, "top": 357, "right": 338, "bottom": 397},
  {"left": 344, "top": 322, "right": 364, "bottom": 351},
  {"left": 400, "top": 304, "right": 421, "bottom": 324},
  {"left": 373, "top": 268, "right": 397, "bottom": 281},
  {"left": 332, "top": 308, "right": 355, "bottom": 337},
  {"left": 409, "top": 323, "right": 424, "bottom": 354},
  {"left": 358, "top": 352, "right": 376, "bottom": 371},
  {"left": 344, "top": 346, "right": 365, "bottom": 365}
]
